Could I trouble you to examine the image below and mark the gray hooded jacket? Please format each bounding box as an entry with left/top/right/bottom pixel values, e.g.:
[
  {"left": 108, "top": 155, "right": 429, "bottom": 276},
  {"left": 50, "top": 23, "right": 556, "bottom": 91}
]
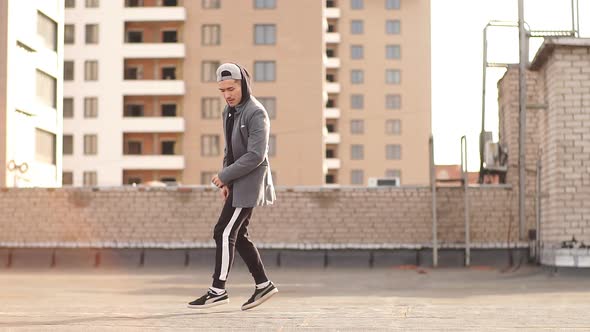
[{"left": 217, "top": 65, "right": 276, "bottom": 208}]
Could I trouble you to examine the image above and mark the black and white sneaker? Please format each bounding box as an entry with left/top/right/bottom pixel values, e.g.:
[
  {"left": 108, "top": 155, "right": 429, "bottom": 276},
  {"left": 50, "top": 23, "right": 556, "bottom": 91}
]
[
  {"left": 241, "top": 282, "right": 278, "bottom": 311},
  {"left": 187, "top": 290, "right": 229, "bottom": 309}
]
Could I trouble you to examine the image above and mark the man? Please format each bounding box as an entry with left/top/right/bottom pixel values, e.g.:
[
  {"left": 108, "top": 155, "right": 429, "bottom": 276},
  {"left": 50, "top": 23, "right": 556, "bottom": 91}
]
[{"left": 188, "top": 63, "right": 277, "bottom": 311}]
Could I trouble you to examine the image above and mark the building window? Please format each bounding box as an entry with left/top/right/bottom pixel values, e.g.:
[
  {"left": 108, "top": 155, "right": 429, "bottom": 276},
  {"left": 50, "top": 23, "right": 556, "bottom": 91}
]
[
  {"left": 350, "top": 45, "right": 363, "bottom": 59},
  {"left": 351, "top": 169, "right": 364, "bottom": 185},
  {"left": 85, "top": 0, "right": 99, "bottom": 7},
  {"left": 351, "top": 144, "right": 364, "bottom": 160},
  {"left": 163, "top": 0, "right": 178, "bottom": 6},
  {"left": 83, "top": 171, "right": 97, "bottom": 186},
  {"left": 161, "top": 104, "right": 177, "bottom": 117},
  {"left": 85, "top": 24, "right": 99, "bottom": 44},
  {"left": 351, "top": 0, "right": 363, "bottom": 9},
  {"left": 64, "top": 61, "right": 74, "bottom": 81},
  {"left": 386, "top": 20, "right": 401, "bottom": 34},
  {"left": 126, "top": 141, "right": 142, "bottom": 155},
  {"left": 127, "top": 30, "right": 143, "bottom": 43},
  {"left": 162, "top": 30, "right": 178, "bottom": 43},
  {"left": 386, "top": 94, "right": 401, "bottom": 109},
  {"left": 385, "top": 119, "right": 401, "bottom": 135},
  {"left": 269, "top": 135, "right": 276, "bottom": 157},
  {"left": 84, "top": 60, "right": 98, "bottom": 81},
  {"left": 65, "top": 0, "right": 75, "bottom": 8},
  {"left": 125, "top": 104, "right": 144, "bottom": 117},
  {"left": 35, "top": 129, "right": 56, "bottom": 165},
  {"left": 63, "top": 135, "right": 73, "bottom": 155},
  {"left": 202, "top": 61, "right": 219, "bottom": 82},
  {"left": 161, "top": 141, "right": 175, "bottom": 155},
  {"left": 202, "top": 24, "right": 220, "bottom": 45},
  {"left": 64, "top": 24, "right": 75, "bottom": 44},
  {"left": 36, "top": 70, "right": 56, "bottom": 108},
  {"left": 326, "top": 148, "right": 335, "bottom": 158},
  {"left": 201, "top": 171, "right": 217, "bottom": 185},
  {"left": 350, "top": 119, "right": 364, "bottom": 134},
  {"left": 386, "top": 69, "right": 401, "bottom": 84},
  {"left": 351, "top": 70, "right": 363, "bottom": 84},
  {"left": 258, "top": 97, "right": 276, "bottom": 119},
  {"left": 62, "top": 172, "right": 74, "bottom": 186},
  {"left": 386, "top": 169, "right": 401, "bottom": 178},
  {"left": 124, "top": 66, "right": 143, "bottom": 80},
  {"left": 37, "top": 11, "right": 57, "bottom": 51},
  {"left": 254, "top": 24, "right": 276, "bottom": 45},
  {"left": 63, "top": 98, "right": 74, "bottom": 118},
  {"left": 84, "top": 97, "right": 98, "bottom": 118},
  {"left": 326, "top": 0, "right": 336, "bottom": 8},
  {"left": 386, "top": 45, "right": 401, "bottom": 59},
  {"left": 161, "top": 66, "right": 176, "bottom": 80},
  {"left": 386, "top": 144, "right": 401, "bottom": 160},
  {"left": 386, "top": 0, "right": 400, "bottom": 9},
  {"left": 326, "top": 99, "right": 335, "bottom": 108},
  {"left": 255, "top": 0, "right": 276, "bottom": 9},
  {"left": 84, "top": 134, "right": 98, "bottom": 155},
  {"left": 351, "top": 20, "right": 363, "bottom": 34},
  {"left": 202, "top": 0, "right": 220, "bottom": 9},
  {"left": 254, "top": 61, "right": 276, "bottom": 81},
  {"left": 325, "top": 174, "right": 335, "bottom": 184},
  {"left": 351, "top": 94, "right": 363, "bottom": 109},
  {"left": 201, "top": 135, "right": 220, "bottom": 156},
  {"left": 125, "top": 0, "right": 143, "bottom": 7},
  {"left": 326, "top": 48, "right": 336, "bottom": 58},
  {"left": 202, "top": 98, "right": 221, "bottom": 119},
  {"left": 127, "top": 177, "right": 142, "bottom": 185}
]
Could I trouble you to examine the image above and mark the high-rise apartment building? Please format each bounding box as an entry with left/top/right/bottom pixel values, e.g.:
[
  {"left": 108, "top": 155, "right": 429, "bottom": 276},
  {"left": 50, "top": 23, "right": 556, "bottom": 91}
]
[
  {"left": 0, "top": 0, "right": 64, "bottom": 187},
  {"left": 63, "top": 0, "right": 430, "bottom": 187}
]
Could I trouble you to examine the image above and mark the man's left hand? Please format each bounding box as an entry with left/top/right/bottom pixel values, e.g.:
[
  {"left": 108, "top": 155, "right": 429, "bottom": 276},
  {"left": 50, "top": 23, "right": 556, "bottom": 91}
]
[{"left": 211, "top": 174, "right": 225, "bottom": 188}]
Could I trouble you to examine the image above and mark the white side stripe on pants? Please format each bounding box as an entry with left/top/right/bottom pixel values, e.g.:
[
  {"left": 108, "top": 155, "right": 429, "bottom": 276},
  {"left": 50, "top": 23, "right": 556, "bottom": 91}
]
[{"left": 219, "top": 208, "right": 242, "bottom": 281}]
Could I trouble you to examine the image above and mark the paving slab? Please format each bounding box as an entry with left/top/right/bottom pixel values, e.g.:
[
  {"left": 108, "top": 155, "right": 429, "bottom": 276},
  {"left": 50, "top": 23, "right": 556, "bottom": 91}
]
[{"left": 1, "top": 266, "right": 590, "bottom": 330}]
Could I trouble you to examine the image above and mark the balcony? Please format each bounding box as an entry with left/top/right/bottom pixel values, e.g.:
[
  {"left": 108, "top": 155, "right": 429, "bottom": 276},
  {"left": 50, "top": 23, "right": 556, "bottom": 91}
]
[
  {"left": 325, "top": 133, "right": 341, "bottom": 144},
  {"left": 122, "top": 43, "right": 185, "bottom": 59},
  {"left": 122, "top": 117, "right": 184, "bottom": 133},
  {"left": 324, "top": 108, "right": 341, "bottom": 119},
  {"left": 123, "top": 6, "right": 186, "bottom": 22},
  {"left": 122, "top": 80, "right": 185, "bottom": 95},
  {"left": 324, "top": 7, "right": 341, "bottom": 19},
  {"left": 325, "top": 57, "right": 340, "bottom": 69},
  {"left": 121, "top": 155, "right": 185, "bottom": 170},
  {"left": 324, "top": 158, "right": 341, "bottom": 170},
  {"left": 325, "top": 32, "right": 341, "bottom": 44},
  {"left": 325, "top": 82, "right": 341, "bottom": 94}
]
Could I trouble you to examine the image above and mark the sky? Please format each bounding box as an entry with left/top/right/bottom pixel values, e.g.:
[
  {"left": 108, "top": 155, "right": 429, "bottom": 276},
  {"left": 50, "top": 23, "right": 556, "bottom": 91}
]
[{"left": 431, "top": 0, "right": 590, "bottom": 171}]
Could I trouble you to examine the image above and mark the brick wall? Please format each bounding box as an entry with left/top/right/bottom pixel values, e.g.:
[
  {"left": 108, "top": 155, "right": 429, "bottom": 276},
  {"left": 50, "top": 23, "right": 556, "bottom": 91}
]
[
  {"left": 541, "top": 46, "right": 590, "bottom": 246},
  {"left": 0, "top": 186, "right": 522, "bottom": 249},
  {"left": 497, "top": 66, "right": 545, "bottom": 238},
  {"left": 497, "top": 40, "right": 590, "bottom": 251}
]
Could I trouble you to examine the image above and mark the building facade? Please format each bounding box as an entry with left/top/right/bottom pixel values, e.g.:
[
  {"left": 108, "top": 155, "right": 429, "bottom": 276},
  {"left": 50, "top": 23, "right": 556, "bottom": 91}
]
[
  {"left": 62, "top": 0, "right": 431, "bottom": 187},
  {"left": 0, "top": 0, "right": 64, "bottom": 188}
]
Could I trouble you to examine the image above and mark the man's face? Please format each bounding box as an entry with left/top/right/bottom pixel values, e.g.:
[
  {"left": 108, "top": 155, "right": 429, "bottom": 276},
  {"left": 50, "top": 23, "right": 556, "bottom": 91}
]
[{"left": 218, "top": 79, "right": 242, "bottom": 107}]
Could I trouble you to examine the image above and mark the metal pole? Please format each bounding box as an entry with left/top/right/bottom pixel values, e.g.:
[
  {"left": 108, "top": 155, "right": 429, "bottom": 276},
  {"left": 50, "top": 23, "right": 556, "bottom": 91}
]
[
  {"left": 536, "top": 156, "right": 542, "bottom": 264},
  {"left": 572, "top": 0, "right": 576, "bottom": 35},
  {"left": 479, "top": 25, "right": 488, "bottom": 184},
  {"left": 461, "top": 136, "right": 470, "bottom": 267},
  {"left": 518, "top": 0, "right": 527, "bottom": 241},
  {"left": 430, "top": 136, "right": 438, "bottom": 267}
]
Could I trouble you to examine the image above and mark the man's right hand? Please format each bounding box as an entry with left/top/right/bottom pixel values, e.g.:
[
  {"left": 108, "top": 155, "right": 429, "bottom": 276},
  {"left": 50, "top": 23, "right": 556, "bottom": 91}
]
[{"left": 219, "top": 186, "right": 229, "bottom": 202}]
